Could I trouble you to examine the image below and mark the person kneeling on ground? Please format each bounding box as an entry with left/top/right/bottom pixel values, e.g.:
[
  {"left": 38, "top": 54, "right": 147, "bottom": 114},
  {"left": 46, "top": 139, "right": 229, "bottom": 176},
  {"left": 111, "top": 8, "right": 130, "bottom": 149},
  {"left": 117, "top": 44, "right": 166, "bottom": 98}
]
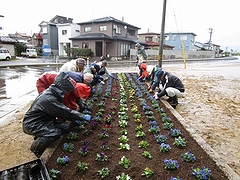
[
  {"left": 153, "top": 70, "right": 185, "bottom": 109},
  {"left": 137, "top": 60, "right": 149, "bottom": 82},
  {"left": 22, "top": 72, "right": 92, "bottom": 158}
]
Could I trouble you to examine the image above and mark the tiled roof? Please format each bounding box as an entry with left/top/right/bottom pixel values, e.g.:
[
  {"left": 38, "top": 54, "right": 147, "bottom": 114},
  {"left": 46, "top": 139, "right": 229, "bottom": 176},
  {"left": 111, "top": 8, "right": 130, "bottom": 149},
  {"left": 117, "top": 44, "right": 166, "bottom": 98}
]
[
  {"left": 78, "top": 16, "right": 140, "bottom": 29},
  {"left": 0, "top": 36, "right": 17, "bottom": 43},
  {"left": 70, "top": 33, "right": 112, "bottom": 40}
]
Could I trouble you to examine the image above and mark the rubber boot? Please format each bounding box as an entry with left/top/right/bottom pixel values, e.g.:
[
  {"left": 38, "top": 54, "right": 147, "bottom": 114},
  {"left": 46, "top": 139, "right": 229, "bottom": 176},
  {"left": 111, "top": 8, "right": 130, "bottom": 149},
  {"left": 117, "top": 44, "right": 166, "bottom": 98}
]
[
  {"left": 30, "top": 137, "right": 57, "bottom": 158},
  {"left": 170, "top": 96, "right": 178, "bottom": 109}
]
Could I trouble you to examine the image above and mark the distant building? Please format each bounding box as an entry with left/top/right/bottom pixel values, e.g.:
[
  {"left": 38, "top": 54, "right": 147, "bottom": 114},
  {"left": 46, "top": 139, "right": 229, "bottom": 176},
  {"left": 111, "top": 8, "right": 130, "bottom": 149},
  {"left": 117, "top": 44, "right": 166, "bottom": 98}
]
[{"left": 164, "top": 32, "right": 197, "bottom": 51}]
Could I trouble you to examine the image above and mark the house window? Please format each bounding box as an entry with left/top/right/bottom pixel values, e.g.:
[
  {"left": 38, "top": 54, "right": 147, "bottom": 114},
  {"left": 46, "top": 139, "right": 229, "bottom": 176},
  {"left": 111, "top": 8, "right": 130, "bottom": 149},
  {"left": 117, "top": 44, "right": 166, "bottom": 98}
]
[
  {"left": 127, "top": 29, "right": 135, "bottom": 36},
  {"left": 75, "top": 29, "right": 80, "bottom": 32},
  {"left": 62, "top": 30, "right": 67, "bottom": 35},
  {"left": 172, "top": 35, "right": 177, "bottom": 41},
  {"left": 120, "top": 44, "right": 130, "bottom": 56},
  {"left": 180, "top": 35, "right": 187, "bottom": 41},
  {"left": 42, "top": 27, "right": 47, "bottom": 33},
  {"left": 73, "top": 45, "right": 79, "bottom": 48},
  {"left": 113, "top": 25, "right": 122, "bottom": 34},
  {"left": 84, "top": 27, "right": 91, "bottom": 32},
  {"left": 99, "top": 25, "right": 107, "bottom": 31},
  {"left": 145, "top": 36, "right": 153, "bottom": 42},
  {"left": 165, "top": 35, "right": 169, "bottom": 40},
  {"left": 82, "top": 43, "right": 89, "bottom": 49}
]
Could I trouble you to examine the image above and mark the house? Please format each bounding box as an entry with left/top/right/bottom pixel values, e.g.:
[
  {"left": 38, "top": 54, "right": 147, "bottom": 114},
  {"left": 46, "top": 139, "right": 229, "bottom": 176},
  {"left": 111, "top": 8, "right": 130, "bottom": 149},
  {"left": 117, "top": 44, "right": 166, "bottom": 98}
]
[
  {"left": 138, "top": 32, "right": 174, "bottom": 50},
  {"left": 0, "top": 36, "right": 17, "bottom": 57},
  {"left": 164, "top": 32, "right": 197, "bottom": 51},
  {"left": 69, "top": 16, "right": 141, "bottom": 60},
  {"left": 39, "top": 15, "right": 73, "bottom": 56},
  {"left": 57, "top": 23, "right": 80, "bottom": 58}
]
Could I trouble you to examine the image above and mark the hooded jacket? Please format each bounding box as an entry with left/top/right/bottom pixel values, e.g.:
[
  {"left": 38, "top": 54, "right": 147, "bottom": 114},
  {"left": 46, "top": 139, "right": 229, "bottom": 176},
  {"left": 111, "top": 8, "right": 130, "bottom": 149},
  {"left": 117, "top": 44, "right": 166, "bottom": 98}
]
[
  {"left": 139, "top": 62, "right": 149, "bottom": 79},
  {"left": 23, "top": 72, "right": 86, "bottom": 134}
]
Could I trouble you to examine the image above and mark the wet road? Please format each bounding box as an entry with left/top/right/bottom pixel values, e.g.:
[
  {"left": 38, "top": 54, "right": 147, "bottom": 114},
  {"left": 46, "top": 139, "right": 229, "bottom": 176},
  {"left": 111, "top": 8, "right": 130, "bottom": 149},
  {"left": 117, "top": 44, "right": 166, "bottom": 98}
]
[{"left": 0, "top": 56, "right": 239, "bottom": 121}]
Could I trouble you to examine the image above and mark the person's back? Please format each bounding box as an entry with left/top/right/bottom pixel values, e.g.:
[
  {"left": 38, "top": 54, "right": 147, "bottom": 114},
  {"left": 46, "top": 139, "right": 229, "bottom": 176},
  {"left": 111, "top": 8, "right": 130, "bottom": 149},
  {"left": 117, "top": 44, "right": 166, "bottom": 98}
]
[
  {"left": 36, "top": 72, "right": 59, "bottom": 94},
  {"left": 60, "top": 58, "right": 86, "bottom": 72}
]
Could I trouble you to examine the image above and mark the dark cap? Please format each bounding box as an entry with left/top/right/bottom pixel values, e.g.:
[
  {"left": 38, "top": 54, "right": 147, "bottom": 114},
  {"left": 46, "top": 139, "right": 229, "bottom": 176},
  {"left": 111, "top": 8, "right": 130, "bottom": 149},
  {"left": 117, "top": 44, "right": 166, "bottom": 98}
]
[{"left": 93, "top": 64, "right": 101, "bottom": 72}]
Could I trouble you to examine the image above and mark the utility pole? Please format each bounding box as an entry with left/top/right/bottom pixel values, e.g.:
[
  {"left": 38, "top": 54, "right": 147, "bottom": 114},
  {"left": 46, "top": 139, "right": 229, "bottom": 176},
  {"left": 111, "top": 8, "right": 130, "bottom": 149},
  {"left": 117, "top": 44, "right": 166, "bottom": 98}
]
[
  {"left": 158, "top": 0, "right": 167, "bottom": 68},
  {"left": 208, "top": 28, "right": 213, "bottom": 50}
]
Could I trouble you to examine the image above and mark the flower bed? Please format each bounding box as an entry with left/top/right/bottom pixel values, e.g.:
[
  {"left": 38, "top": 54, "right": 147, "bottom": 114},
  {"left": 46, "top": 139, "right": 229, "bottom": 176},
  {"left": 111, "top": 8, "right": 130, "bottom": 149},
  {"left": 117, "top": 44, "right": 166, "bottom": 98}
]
[{"left": 46, "top": 72, "right": 228, "bottom": 180}]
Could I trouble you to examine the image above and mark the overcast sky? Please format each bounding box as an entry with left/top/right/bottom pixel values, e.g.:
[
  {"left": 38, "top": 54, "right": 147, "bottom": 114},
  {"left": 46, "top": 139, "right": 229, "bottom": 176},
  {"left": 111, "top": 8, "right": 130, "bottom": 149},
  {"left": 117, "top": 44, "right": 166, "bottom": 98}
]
[{"left": 0, "top": 0, "right": 239, "bottom": 52}]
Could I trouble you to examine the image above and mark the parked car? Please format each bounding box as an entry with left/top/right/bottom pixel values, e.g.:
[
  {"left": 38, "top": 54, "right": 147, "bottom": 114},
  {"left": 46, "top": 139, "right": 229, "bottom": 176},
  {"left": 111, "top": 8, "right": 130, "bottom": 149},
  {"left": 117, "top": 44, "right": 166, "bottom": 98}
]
[
  {"left": 21, "top": 48, "right": 37, "bottom": 58},
  {"left": 0, "top": 48, "right": 11, "bottom": 61}
]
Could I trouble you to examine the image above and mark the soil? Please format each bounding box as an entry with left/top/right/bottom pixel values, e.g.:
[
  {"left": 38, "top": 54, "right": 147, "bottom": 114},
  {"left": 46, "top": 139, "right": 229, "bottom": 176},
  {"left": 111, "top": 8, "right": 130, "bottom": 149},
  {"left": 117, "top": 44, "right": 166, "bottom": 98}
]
[{"left": 45, "top": 72, "right": 227, "bottom": 180}]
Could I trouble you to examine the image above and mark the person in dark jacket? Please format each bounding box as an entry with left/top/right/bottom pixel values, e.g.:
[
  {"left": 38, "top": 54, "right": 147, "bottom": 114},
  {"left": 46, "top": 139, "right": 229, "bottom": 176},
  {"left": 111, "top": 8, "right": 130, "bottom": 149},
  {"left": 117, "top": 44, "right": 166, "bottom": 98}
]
[
  {"left": 153, "top": 71, "right": 185, "bottom": 108},
  {"left": 23, "top": 72, "right": 91, "bottom": 158},
  {"left": 148, "top": 66, "right": 163, "bottom": 93}
]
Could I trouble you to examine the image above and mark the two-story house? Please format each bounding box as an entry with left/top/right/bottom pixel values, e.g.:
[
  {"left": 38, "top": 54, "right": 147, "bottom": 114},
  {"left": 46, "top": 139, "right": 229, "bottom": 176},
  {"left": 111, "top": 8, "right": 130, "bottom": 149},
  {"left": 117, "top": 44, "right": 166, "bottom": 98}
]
[
  {"left": 57, "top": 23, "right": 80, "bottom": 58},
  {"left": 164, "top": 32, "right": 197, "bottom": 51},
  {"left": 39, "top": 15, "right": 73, "bottom": 56},
  {"left": 138, "top": 32, "right": 174, "bottom": 50},
  {"left": 69, "top": 16, "right": 141, "bottom": 60}
]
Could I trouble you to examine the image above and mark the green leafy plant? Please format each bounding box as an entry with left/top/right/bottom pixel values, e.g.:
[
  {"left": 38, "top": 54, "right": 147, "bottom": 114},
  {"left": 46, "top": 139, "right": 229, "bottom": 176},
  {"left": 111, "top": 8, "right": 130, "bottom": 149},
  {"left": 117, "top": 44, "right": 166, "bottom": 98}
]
[
  {"left": 96, "top": 152, "right": 108, "bottom": 162},
  {"left": 118, "top": 143, "right": 130, "bottom": 150},
  {"left": 192, "top": 166, "right": 211, "bottom": 180},
  {"left": 77, "top": 161, "right": 88, "bottom": 172},
  {"left": 118, "top": 135, "right": 129, "bottom": 143},
  {"left": 164, "top": 159, "right": 180, "bottom": 170},
  {"left": 138, "top": 140, "right": 149, "bottom": 148},
  {"left": 173, "top": 136, "right": 186, "bottom": 147},
  {"left": 116, "top": 172, "right": 132, "bottom": 180},
  {"left": 78, "top": 145, "right": 89, "bottom": 156},
  {"left": 169, "top": 128, "right": 182, "bottom": 137},
  {"left": 141, "top": 167, "right": 153, "bottom": 178},
  {"left": 181, "top": 151, "right": 196, "bottom": 162},
  {"left": 119, "top": 156, "right": 131, "bottom": 168},
  {"left": 98, "top": 130, "right": 109, "bottom": 139},
  {"left": 67, "top": 131, "right": 78, "bottom": 140},
  {"left": 135, "top": 131, "right": 146, "bottom": 138},
  {"left": 63, "top": 143, "right": 74, "bottom": 153},
  {"left": 160, "top": 143, "right": 171, "bottom": 152},
  {"left": 97, "top": 167, "right": 110, "bottom": 178},
  {"left": 56, "top": 156, "right": 69, "bottom": 166},
  {"left": 49, "top": 169, "right": 61, "bottom": 179},
  {"left": 120, "top": 129, "right": 128, "bottom": 135},
  {"left": 141, "top": 151, "right": 152, "bottom": 159}
]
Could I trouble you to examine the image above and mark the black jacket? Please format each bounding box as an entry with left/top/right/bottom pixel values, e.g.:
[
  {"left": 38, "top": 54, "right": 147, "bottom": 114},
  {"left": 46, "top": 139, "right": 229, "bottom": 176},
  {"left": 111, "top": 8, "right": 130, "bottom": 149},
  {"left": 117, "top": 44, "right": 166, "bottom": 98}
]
[
  {"left": 157, "top": 72, "right": 185, "bottom": 97},
  {"left": 23, "top": 72, "right": 85, "bottom": 135}
]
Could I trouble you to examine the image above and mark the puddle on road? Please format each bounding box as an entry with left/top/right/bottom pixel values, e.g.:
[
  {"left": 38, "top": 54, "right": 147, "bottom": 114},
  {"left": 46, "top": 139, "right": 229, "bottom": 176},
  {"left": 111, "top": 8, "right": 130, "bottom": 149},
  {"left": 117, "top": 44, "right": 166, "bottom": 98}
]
[{"left": 0, "top": 66, "right": 61, "bottom": 99}]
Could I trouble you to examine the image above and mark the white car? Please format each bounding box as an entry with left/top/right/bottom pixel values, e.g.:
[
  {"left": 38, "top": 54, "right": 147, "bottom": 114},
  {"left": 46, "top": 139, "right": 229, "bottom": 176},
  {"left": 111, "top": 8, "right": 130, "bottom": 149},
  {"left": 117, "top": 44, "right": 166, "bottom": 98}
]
[{"left": 0, "top": 48, "right": 11, "bottom": 61}]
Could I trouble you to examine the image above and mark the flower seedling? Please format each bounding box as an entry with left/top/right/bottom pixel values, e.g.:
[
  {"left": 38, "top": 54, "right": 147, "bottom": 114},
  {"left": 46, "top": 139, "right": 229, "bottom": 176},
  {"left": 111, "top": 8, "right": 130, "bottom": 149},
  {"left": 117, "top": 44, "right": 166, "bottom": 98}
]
[
  {"left": 131, "top": 106, "right": 138, "bottom": 113},
  {"left": 135, "top": 131, "right": 146, "bottom": 138},
  {"left": 145, "top": 110, "right": 153, "bottom": 116},
  {"left": 119, "top": 120, "right": 128, "bottom": 127},
  {"left": 101, "top": 141, "right": 110, "bottom": 150},
  {"left": 133, "top": 113, "right": 141, "bottom": 119},
  {"left": 49, "top": 169, "right": 61, "bottom": 179},
  {"left": 192, "top": 166, "right": 211, "bottom": 180},
  {"left": 57, "top": 156, "right": 69, "bottom": 166},
  {"left": 160, "top": 143, "right": 171, "bottom": 152},
  {"left": 148, "top": 125, "right": 160, "bottom": 134},
  {"left": 154, "top": 134, "right": 167, "bottom": 144},
  {"left": 91, "top": 121, "right": 99, "bottom": 129},
  {"left": 164, "top": 159, "right": 180, "bottom": 170},
  {"left": 63, "top": 143, "right": 74, "bottom": 153},
  {"left": 119, "top": 143, "right": 130, "bottom": 151},
  {"left": 169, "top": 128, "right": 182, "bottom": 137},
  {"left": 67, "top": 131, "right": 78, "bottom": 140},
  {"left": 116, "top": 172, "right": 132, "bottom": 180},
  {"left": 181, "top": 151, "right": 196, "bottom": 162},
  {"left": 135, "top": 124, "right": 143, "bottom": 131},
  {"left": 120, "top": 129, "right": 128, "bottom": 135},
  {"left": 138, "top": 140, "right": 149, "bottom": 148},
  {"left": 173, "top": 136, "right": 186, "bottom": 147},
  {"left": 163, "top": 122, "right": 174, "bottom": 130},
  {"left": 78, "top": 145, "right": 89, "bottom": 156},
  {"left": 119, "top": 156, "right": 131, "bottom": 168},
  {"left": 77, "top": 161, "right": 88, "bottom": 172},
  {"left": 118, "top": 135, "right": 129, "bottom": 143},
  {"left": 142, "top": 151, "right": 152, "bottom": 159},
  {"left": 96, "top": 152, "right": 108, "bottom": 162},
  {"left": 97, "top": 167, "right": 110, "bottom": 178},
  {"left": 98, "top": 130, "right": 109, "bottom": 139},
  {"left": 141, "top": 167, "right": 153, "bottom": 178}
]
